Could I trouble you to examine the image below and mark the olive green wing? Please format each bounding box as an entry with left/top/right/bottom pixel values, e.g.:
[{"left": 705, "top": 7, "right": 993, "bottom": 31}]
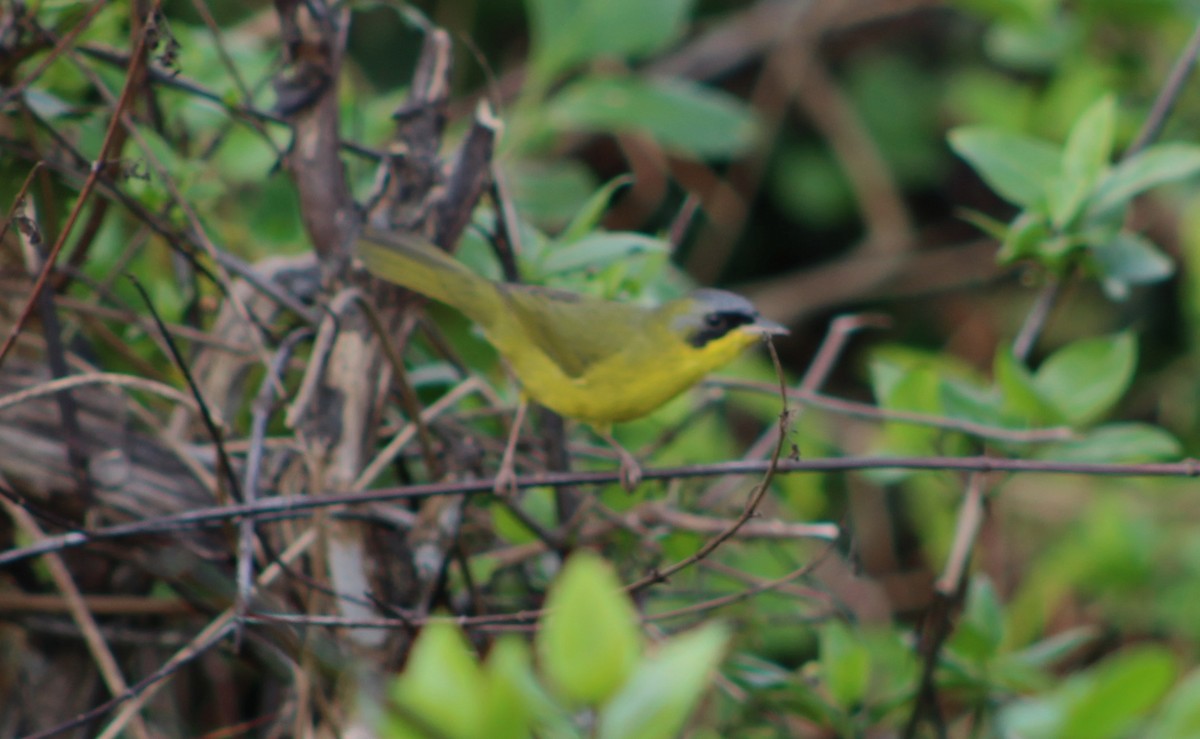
[{"left": 498, "top": 285, "right": 647, "bottom": 379}]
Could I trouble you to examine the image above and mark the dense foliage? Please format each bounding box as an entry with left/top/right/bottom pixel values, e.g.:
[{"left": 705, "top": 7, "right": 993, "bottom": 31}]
[{"left": 4, "top": 0, "right": 1200, "bottom": 737}]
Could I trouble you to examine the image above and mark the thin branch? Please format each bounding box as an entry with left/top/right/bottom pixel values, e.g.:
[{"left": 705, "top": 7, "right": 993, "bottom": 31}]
[
  {"left": 1, "top": 484, "right": 152, "bottom": 739},
  {"left": 627, "top": 338, "right": 792, "bottom": 593},
  {"left": 712, "top": 377, "right": 1073, "bottom": 443},
  {"left": 903, "top": 473, "right": 988, "bottom": 739},
  {"left": 0, "top": 371, "right": 216, "bottom": 418},
  {"left": 1127, "top": 21, "right": 1200, "bottom": 157},
  {"left": 5, "top": 452, "right": 1200, "bottom": 569},
  {"left": 0, "top": 0, "right": 160, "bottom": 371}
]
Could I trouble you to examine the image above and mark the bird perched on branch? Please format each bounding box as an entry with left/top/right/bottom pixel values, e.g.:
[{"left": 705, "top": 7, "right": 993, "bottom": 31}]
[{"left": 358, "top": 230, "right": 787, "bottom": 493}]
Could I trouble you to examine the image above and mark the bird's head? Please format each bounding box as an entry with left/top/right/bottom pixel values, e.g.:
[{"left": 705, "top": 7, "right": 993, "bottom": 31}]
[{"left": 664, "top": 288, "right": 788, "bottom": 368}]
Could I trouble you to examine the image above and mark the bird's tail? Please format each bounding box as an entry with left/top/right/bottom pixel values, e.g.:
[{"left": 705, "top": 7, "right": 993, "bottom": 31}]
[{"left": 357, "top": 231, "right": 500, "bottom": 327}]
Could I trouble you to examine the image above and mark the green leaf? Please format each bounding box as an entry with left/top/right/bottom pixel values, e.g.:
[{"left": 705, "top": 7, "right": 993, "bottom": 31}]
[
  {"left": 1037, "top": 423, "right": 1181, "bottom": 463},
  {"left": 506, "top": 159, "right": 600, "bottom": 229},
  {"left": 995, "top": 349, "right": 1059, "bottom": 426},
  {"left": 1061, "top": 94, "right": 1115, "bottom": 185},
  {"left": 1002, "top": 647, "right": 1176, "bottom": 739},
  {"left": 1058, "top": 647, "right": 1176, "bottom": 738},
  {"left": 547, "top": 77, "right": 759, "bottom": 158},
  {"left": 539, "top": 553, "right": 641, "bottom": 705},
  {"left": 1090, "top": 231, "right": 1175, "bottom": 299},
  {"left": 479, "top": 638, "right": 538, "bottom": 739},
  {"left": 389, "top": 622, "right": 486, "bottom": 738},
  {"left": 939, "top": 376, "right": 1004, "bottom": 427},
  {"left": 527, "top": 0, "right": 694, "bottom": 83},
  {"left": 997, "top": 211, "right": 1052, "bottom": 264},
  {"left": 948, "top": 127, "right": 1061, "bottom": 209},
  {"left": 1145, "top": 667, "right": 1200, "bottom": 739},
  {"left": 820, "top": 621, "right": 871, "bottom": 709},
  {"left": 560, "top": 175, "right": 634, "bottom": 244},
  {"left": 492, "top": 487, "right": 558, "bottom": 545},
  {"left": 1033, "top": 333, "right": 1137, "bottom": 425},
  {"left": 947, "top": 579, "right": 1005, "bottom": 663},
  {"left": 1007, "top": 626, "right": 1099, "bottom": 671},
  {"left": 598, "top": 623, "right": 729, "bottom": 739},
  {"left": 1089, "top": 143, "right": 1200, "bottom": 217},
  {"left": 483, "top": 637, "right": 572, "bottom": 739},
  {"left": 540, "top": 233, "right": 670, "bottom": 276},
  {"left": 1049, "top": 94, "right": 1116, "bottom": 228},
  {"left": 954, "top": 0, "right": 1057, "bottom": 25}
]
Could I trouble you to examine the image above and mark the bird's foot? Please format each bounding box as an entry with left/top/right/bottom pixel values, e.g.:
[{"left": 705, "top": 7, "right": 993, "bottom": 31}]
[
  {"left": 494, "top": 397, "right": 528, "bottom": 497},
  {"left": 493, "top": 459, "right": 519, "bottom": 497},
  {"left": 617, "top": 447, "right": 643, "bottom": 492}
]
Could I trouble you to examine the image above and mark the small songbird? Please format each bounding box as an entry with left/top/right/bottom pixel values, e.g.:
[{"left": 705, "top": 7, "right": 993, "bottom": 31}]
[{"left": 358, "top": 230, "right": 787, "bottom": 492}]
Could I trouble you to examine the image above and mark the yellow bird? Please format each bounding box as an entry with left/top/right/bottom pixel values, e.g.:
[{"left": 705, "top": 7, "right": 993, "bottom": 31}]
[{"left": 358, "top": 230, "right": 787, "bottom": 491}]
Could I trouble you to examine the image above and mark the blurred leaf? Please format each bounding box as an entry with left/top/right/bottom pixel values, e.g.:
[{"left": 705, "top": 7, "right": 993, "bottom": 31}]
[
  {"left": 1145, "top": 667, "right": 1200, "bottom": 739},
  {"left": 1006, "top": 626, "right": 1098, "bottom": 671},
  {"left": 1047, "top": 174, "right": 1093, "bottom": 234},
  {"left": 820, "top": 621, "right": 871, "bottom": 709},
  {"left": 1090, "top": 231, "right": 1175, "bottom": 299},
  {"left": 984, "top": 17, "right": 1075, "bottom": 73},
  {"left": 993, "top": 627, "right": 1098, "bottom": 690},
  {"left": 947, "top": 579, "right": 1005, "bottom": 663},
  {"left": 949, "top": 127, "right": 1061, "bottom": 209},
  {"left": 480, "top": 638, "right": 539, "bottom": 739},
  {"left": 995, "top": 349, "right": 1059, "bottom": 426},
  {"left": 847, "top": 54, "right": 945, "bottom": 185},
  {"left": 1001, "top": 647, "right": 1176, "bottom": 739},
  {"left": 547, "top": 77, "right": 758, "bottom": 158},
  {"left": 1033, "top": 332, "right": 1137, "bottom": 425},
  {"left": 726, "top": 653, "right": 794, "bottom": 690},
  {"left": 1059, "top": 647, "right": 1176, "bottom": 738},
  {"left": 388, "top": 622, "right": 486, "bottom": 738},
  {"left": 212, "top": 125, "right": 278, "bottom": 184},
  {"left": 527, "top": 0, "right": 694, "bottom": 83},
  {"left": 997, "top": 211, "right": 1053, "bottom": 263},
  {"left": 560, "top": 175, "right": 634, "bottom": 243},
  {"left": 939, "top": 376, "right": 1003, "bottom": 427},
  {"left": 506, "top": 160, "right": 599, "bottom": 229},
  {"left": 1089, "top": 143, "right": 1200, "bottom": 218},
  {"left": 598, "top": 623, "right": 729, "bottom": 739},
  {"left": 540, "top": 233, "right": 669, "bottom": 276},
  {"left": 492, "top": 487, "right": 558, "bottom": 545},
  {"left": 770, "top": 143, "right": 855, "bottom": 228},
  {"left": 953, "top": 0, "right": 1057, "bottom": 25},
  {"left": 1036, "top": 423, "right": 1181, "bottom": 463},
  {"left": 539, "top": 553, "right": 641, "bottom": 705},
  {"left": 23, "top": 88, "right": 73, "bottom": 119},
  {"left": 1061, "top": 94, "right": 1115, "bottom": 184},
  {"left": 484, "top": 638, "right": 574, "bottom": 739},
  {"left": 945, "top": 68, "right": 1037, "bottom": 131}
]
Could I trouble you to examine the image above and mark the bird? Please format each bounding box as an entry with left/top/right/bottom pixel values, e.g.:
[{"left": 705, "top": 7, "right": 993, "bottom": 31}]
[{"left": 357, "top": 229, "right": 788, "bottom": 492}]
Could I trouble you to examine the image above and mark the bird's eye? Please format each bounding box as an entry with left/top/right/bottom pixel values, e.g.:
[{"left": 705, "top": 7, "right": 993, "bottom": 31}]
[{"left": 705, "top": 313, "right": 724, "bottom": 328}]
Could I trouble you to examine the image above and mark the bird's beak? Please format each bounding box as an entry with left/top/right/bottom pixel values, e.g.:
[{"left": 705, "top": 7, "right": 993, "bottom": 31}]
[{"left": 742, "top": 318, "right": 789, "bottom": 336}]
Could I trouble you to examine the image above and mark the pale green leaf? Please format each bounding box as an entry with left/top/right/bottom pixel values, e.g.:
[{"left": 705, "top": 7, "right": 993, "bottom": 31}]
[
  {"left": 598, "top": 623, "right": 729, "bottom": 739},
  {"left": 1033, "top": 333, "right": 1137, "bottom": 425},
  {"left": 539, "top": 553, "right": 641, "bottom": 705},
  {"left": 949, "top": 127, "right": 1061, "bottom": 209},
  {"left": 547, "top": 77, "right": 758, "bottom": 158}
]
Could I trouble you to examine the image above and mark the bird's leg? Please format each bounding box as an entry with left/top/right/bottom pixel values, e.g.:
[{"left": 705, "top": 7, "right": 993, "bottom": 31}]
[
  {"left": 494, "top": 396, "right": 529, "bottom": 496},
  {"left": 596, "top": 427, "right": 642, "bottom": 492}
]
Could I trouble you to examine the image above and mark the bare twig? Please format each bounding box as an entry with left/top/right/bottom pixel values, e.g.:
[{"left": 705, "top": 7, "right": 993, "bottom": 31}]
[
  {"left": 903, "top": 473, "right": 988, "bottom": 739},
  {"left": 0, "top": 1, "right": 159, "bottom": 371},
  {"left": 627, "top": 338, "right": 792, "bottom": 593},
  {"left": 1, "top": 482, "right": 153, "bottom": 739},
  {"left": 6, "top": 451, "right": 1200, "bottom": 569},
  {"left": 1127, "top": 21, "right": 1200, "bottom": 157}
]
